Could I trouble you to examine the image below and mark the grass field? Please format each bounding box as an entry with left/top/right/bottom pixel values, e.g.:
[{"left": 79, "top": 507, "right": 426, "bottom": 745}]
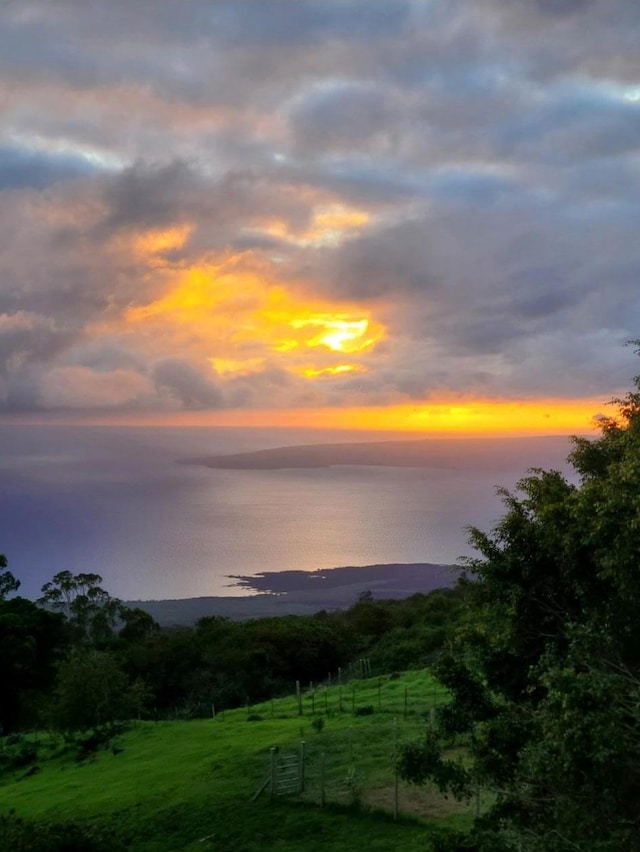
[{"left": 0, "top": 671, "right": 476, "bottom": 851}]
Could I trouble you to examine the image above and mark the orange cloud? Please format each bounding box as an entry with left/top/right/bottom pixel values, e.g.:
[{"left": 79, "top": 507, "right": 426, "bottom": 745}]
[
  {"left": 124, "top": 256, "right": 385, "bottom": 381},
  {"left": 262, "top": 203, "right": 370, "bottom": 247},
  {"left": 113, "top": 397, "right": 602, "bottom": 435}
]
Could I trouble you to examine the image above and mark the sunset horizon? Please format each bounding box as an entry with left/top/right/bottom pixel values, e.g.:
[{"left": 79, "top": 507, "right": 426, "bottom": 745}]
[{"left": 0, "top": 395, "right": 610, "bottom": 437}]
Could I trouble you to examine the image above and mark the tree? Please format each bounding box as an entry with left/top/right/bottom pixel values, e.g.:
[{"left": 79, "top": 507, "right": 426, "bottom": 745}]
[
  {"left": 51, "top": 647, "right": 146, "bottom": 731},
  {"left": 0, "top": 554, "right": 20, "bottom": 599},
  {"left": 400, "top": 359, "right": 640, "bottom": 851},
  {"left": 39, "top": 571, "right": 124, "bottom": 643},
  {"left": 0, "top": 596, "right": 69, "bottom": 732}
]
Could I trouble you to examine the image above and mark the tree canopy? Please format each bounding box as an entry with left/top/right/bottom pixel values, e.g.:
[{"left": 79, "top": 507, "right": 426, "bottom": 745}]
[
  {"left": 400, "top": 361, "right": 640, "bottom": 851},
  {"left": 0, "top": 553, "right": 20, "bottom": 600}
]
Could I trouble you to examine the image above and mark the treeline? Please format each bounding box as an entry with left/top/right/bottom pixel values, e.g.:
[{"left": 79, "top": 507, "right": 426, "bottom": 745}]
[{"left": 0, "top": 564, "right": 465, "bottom": 735}]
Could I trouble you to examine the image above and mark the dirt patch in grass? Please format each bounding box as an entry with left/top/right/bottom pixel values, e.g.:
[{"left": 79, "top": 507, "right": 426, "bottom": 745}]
[{"left": 363, "top": 782, "right": 471, "bottom": 820}]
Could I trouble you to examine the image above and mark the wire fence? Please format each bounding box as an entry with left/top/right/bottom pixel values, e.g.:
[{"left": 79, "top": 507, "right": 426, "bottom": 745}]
[
  {"left": 244, "top": 668, "right": 494, "bottom": 822},
  {"left": 253, "top": 719, "right": 488, "bottom": 822},
  {"left": 244, "top": 665, "right": 450, "bottom": 722}
]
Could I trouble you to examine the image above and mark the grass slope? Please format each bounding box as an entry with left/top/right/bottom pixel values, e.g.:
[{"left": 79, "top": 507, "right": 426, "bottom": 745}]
[{"left": 1, "top": 671, "right": 473, "bottom": 851}]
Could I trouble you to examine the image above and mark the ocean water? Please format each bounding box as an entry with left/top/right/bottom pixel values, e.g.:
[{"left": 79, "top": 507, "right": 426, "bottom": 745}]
[{"left": 0, "top": 424, "right": 574, "bottom": 601}]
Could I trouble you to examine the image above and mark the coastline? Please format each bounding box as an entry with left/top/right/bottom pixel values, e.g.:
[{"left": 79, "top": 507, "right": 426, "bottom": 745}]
[{"left": 127, "top": 562, "right": 457, "bottom": 626}]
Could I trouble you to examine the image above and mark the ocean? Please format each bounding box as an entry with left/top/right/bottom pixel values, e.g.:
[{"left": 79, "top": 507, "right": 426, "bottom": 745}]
[{"left": 0, "top": 424, "right": 576, "bottom": 601}]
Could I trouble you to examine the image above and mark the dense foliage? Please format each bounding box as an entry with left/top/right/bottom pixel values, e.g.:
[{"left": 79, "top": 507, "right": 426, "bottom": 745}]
[
  {"left": 0, "top": 560, "right": 464, "bottom": 736},
  {"left": 400, "top": 365, "right": 640, "bottom": 851}
]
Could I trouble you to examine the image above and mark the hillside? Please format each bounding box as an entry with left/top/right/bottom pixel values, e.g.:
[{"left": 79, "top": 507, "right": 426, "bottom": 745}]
[{"left": 0, "top": 671, "right": 474, "bottom": 851}]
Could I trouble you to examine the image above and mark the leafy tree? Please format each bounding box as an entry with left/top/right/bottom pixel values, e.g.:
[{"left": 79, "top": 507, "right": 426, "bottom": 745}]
[
  {"left": 51, "top": 647, "right": 146, "bottom": 731},
  {"left": 39, "top": 571, "right": 123, "bottom": 643},
  {"left": 400, "top": 360, "right": 640, "bottom": 851},
  {"left": 0, "top": 596, "right": 69, "bottom": 732},
  {"left": 0, "top": 553, "right": 20, "bottom": 599}
]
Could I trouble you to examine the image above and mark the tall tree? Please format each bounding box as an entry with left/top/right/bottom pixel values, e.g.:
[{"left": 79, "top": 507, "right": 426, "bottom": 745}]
[
  {"left": 400, "top": 359, "right": 640, "bottom": 851},
  {"left": 0, "top": 554, "right": 20, "bottom": 599},
  {"left": 0, "top": 596, "right": 69, "bottom": 732},
  {"left": 39, "top": 571, "right": 123, "bottom": 643}
]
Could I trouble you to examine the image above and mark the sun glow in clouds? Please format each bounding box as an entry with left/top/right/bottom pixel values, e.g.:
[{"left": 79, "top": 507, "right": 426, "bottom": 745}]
[
  {"left": 125, "top": 256, "right": 385, "bottom": 381},
  {"left": 298, "top": 364, "right": 362, "bottom": 378},
  {"left": 141, "top": 397, "right": 604, "bottom": 435},
  {"left": 289, "top": 316, "right": 375, "bottom": 353}
]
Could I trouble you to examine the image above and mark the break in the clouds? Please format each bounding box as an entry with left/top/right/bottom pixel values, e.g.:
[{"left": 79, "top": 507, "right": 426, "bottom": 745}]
[{"left": 1, "top": 0, "right": 639, "bottom": 416}]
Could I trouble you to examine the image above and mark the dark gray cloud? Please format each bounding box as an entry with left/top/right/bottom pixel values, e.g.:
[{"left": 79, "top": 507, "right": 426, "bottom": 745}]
[
  {"left": 289, "top": 81, "right": 401, "bottom": 155},
  {"left": 152, "top": 359, "right": 224, "bottom": 409}
]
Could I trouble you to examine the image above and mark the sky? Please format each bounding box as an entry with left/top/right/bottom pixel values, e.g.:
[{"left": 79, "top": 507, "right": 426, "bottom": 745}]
[{"left": 1, "top": 0, "right": 639, "bottom": 434}]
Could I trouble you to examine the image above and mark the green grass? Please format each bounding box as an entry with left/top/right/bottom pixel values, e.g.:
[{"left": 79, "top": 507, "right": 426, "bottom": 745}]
[{"left": 0, "top": 671, "right": 474, "bottom": 850}]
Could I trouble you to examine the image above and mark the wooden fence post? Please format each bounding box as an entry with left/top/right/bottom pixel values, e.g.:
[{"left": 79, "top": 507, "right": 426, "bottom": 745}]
[
  {"left": 299, "top": 740, "right": 306, "bottom": 794},
  {"left": 393, "top": 718, "right": 399, "bottom": 820},
  {"left": 270, "top": 747, "right": 276, "bottom": 801},
  {"left": 296, "top": 680, "right": 302, "bottom": 716}
]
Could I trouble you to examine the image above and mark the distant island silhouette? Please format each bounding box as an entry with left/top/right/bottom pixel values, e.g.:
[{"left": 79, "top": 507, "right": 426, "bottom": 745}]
[{"left": 180, "top": 435, "right": 572, "bottom": 472}]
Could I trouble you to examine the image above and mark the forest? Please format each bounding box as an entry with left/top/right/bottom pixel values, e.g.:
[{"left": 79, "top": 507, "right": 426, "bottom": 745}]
[{"left": 0, "top": 562, "right": 464, "bottom": 735}]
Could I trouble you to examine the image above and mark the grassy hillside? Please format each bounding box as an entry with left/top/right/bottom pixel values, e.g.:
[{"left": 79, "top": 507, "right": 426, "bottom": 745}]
[{"left": 0, "top": 671, "right": 475, "bottom": 851}]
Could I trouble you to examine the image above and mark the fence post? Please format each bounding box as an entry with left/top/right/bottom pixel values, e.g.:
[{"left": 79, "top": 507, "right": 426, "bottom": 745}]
[
  {"left": 393, "top": 717, "right": 399, "bottom": 820},
  {"left": 270, "top": 747, "right": 277, "bottom": 801},
  {"left": 296, "top": 680, "right": 302, "bottom": 716},
  {"left": 299, "top": 740, "right": 306, "bottom": 794}
]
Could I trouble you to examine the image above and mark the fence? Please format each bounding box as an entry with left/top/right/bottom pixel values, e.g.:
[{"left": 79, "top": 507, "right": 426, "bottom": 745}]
[
  {"left": 245, "top": 667, "right": 449, "bottom": 722},
  {"left": 252, "top": 718, "right": 486, "bottom": 823}
]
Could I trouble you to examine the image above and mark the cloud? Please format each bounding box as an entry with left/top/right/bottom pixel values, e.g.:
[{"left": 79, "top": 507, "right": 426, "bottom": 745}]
[
  {"left": 289, "top": 81, "right": 402, "bottom": 156},
  {"left": 152, "top": 358, "right": 224, "bottom": 410},
  {"left": 0, "top": 1, "right": 638, "bottom": 415},
  {"left": 40, "top": 366, "right": 154, "bottom": 409}
]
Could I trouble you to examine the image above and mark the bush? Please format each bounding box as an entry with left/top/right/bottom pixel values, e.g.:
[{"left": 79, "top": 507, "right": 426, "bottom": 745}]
[
  {"left": 0, "top": 812, "right": 124, "bottom": 851},
  {"left": 354, "top": 705, "right": 374, "bottom": 716}
]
